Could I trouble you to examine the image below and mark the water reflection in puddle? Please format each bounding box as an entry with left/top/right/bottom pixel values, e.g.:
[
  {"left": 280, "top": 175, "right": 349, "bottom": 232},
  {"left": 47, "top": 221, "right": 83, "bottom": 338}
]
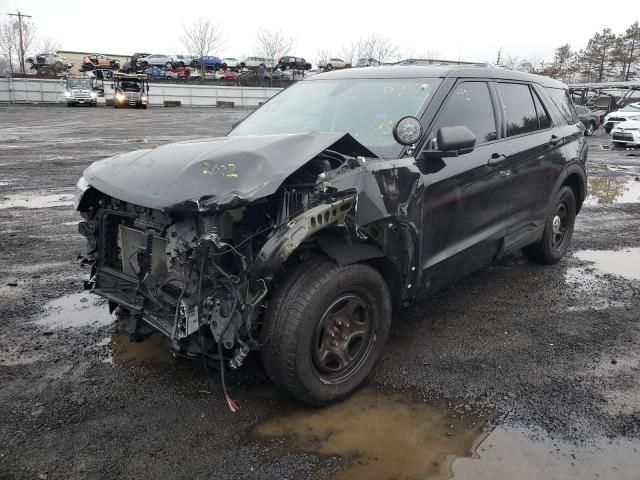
[
  {"left": 254, "top": 388, "right": 490, "bottom": 480},
  {"left": 574, "top": 248, "right": 640, "bottom": 281},
  {"left": 453, "top": 425, "right": 640, "bottom": 480},
  {"left": 585, "top": 177, "right": 640, "bottom": 205},
  {"left": 0, "top": 192, "right": 74, "bottom": 209},
  {"left": 36, "top": 292, "right": 113, "bottom": 329}
]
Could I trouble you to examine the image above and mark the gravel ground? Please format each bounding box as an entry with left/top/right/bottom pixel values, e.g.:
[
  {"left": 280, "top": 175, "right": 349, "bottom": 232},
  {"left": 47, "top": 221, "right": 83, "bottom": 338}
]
[{"left": 1, "top": 105, "right": 639, "bottom": 480}]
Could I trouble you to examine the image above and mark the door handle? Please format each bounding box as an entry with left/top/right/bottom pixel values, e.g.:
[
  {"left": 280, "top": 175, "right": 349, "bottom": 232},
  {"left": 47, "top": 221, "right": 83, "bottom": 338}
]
[
  {"left": 487, "top": 153, "right": 506, "bottom": 166},
  {"left": 549, "top": 134, "right": 561, "bottom": 146}
]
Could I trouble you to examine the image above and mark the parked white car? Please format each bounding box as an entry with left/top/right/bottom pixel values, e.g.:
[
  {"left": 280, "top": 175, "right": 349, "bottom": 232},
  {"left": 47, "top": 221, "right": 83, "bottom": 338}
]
[
  {"left": 611, "top": 119, "right": 640, "bottom": 147},
  {"left": 318, "top": 58, "right": 349, "bottom": 70},
  {"left": 221, "top": 57, "right": 241, "bottom": 68},
  {"left": 356, "top": 57, "right": 381, "bottom": 67},
  {"left": 602, "top": 103, "right": 640, "bottom": 133},
  {"left": 138, "top": 54, "right": 173, "bottom": 68},
  {"left": 241, "top": 57, "right": 274, "bottom": 69},
  {"left": 173, "top": 55, "right": 195, "bottom": 67},
  {"left": 188, "top": 69, "right": 216, "bottom": 80}
]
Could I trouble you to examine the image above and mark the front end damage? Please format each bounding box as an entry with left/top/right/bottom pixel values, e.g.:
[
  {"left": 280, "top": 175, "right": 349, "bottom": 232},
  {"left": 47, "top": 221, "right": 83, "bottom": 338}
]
[{"left": 75, "top": 132, "right": 423, "bottom": 372}]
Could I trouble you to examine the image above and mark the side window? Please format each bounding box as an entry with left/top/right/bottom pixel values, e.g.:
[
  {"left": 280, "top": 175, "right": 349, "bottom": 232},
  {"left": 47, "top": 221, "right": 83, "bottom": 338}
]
[
  {"left": 497, "top": 83, "right": 540, "bottom": 136},
  {"left": 532, "top": 90, "right": 552, "bottom": 129},
  {"left": 545, "top": 87, "right": 579, "bottom": 125},
  {"left": 430, "top": 82, "right": 498, "bottom": 146}
]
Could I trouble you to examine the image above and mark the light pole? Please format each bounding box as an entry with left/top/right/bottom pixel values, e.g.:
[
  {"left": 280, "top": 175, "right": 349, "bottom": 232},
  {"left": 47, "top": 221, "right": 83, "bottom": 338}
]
[{"left": 8, "top": 10, "right": 32, "bottom": 75}]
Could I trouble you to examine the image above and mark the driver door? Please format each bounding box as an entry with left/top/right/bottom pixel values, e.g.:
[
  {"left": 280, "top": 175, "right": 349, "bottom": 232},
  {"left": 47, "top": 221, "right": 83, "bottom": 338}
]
[{"left": 419, "top": 80, "right": 510, "bottom": 292}]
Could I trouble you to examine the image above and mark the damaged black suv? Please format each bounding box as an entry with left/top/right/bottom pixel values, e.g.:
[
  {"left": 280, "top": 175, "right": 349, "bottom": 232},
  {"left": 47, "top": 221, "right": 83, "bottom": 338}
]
[{"left": 75, "top": 66, "right": 587, "bottom": 405}]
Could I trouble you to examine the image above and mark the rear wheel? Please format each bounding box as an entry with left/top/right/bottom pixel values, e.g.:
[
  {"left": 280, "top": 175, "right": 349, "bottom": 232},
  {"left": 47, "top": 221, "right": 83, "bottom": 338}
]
[
  {"left": 605, "top": 127, "right": 612, "bottom": 134},
  {"left": 261, "top": 258, "right": 391, "bottom": 405},
  {"left": 523, "top": 186, "right": 576, "bottom": 264}
]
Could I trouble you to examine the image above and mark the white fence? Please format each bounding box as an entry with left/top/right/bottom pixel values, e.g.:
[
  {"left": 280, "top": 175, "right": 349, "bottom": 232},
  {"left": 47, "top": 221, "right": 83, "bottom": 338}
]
[{"left": 0, "top": 77, "right": 282, "bottom": 107}]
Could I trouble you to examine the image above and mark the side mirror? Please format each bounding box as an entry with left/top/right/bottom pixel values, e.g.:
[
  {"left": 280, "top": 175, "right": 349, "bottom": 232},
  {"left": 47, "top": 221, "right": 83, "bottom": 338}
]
[
  {"left": 437, "top": 126, "right": 476, "bottom": 153},
  {"left": 419, "top": 126, "right": 476, "bottom": 159}
]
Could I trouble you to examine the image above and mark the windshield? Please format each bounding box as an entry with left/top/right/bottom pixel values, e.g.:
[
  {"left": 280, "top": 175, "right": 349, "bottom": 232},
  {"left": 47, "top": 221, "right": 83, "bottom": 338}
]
[
  {"left": 621, "top": 104, "right": 640, "bottom": 112},
  {"left": 230, "top": 78, "right": 441, "bottom": 158},
  {"left": 119, "top": 81, "right": 141, "bottom": 91},
  {"left": 67, "top": 78, "right": 92, "bottom": 89}
]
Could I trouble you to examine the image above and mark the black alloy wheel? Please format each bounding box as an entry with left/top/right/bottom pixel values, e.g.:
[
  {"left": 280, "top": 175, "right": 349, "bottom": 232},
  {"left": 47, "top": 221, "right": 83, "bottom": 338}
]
[
  {"left": 585, "top": 122, "right": 595, "bottom": 136},
  {"left": 523, "top": 185, "right": 576, "bottom": 264},
  {"left": 550, "top": 201, "right": 569, "bottom": 249},
  {"left": 312, "top": 291, "right": 376, "bottom": 383}
]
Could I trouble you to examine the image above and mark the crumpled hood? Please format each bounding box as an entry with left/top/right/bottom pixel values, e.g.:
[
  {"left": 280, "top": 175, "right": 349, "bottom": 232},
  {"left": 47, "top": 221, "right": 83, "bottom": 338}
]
[{"left": 83, "top": 132, "right": 376, "bottom": 211}]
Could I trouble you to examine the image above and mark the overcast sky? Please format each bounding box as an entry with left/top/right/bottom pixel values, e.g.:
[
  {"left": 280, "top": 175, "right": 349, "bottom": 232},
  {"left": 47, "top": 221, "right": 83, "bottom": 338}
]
[{"left": 1, "top": 0, "right": 635, "bottom": 65}]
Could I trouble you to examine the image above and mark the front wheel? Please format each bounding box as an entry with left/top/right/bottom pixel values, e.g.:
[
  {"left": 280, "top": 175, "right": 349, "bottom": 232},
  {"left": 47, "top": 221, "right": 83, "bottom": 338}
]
[
  {"left": 523, "top": 186, "right": 576, "bottom": 264},
  {"left": 261, "top": 258, "right": 392, "bottom": 405},
  {"left": 584, "top": 121, "right": 595, "bottom": 136}
]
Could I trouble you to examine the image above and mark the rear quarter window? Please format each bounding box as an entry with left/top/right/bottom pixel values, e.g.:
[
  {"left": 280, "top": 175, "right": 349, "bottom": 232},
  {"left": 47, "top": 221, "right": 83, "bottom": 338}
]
[{"left": 545, "top": 87, "right": 579, "bottom": 125}]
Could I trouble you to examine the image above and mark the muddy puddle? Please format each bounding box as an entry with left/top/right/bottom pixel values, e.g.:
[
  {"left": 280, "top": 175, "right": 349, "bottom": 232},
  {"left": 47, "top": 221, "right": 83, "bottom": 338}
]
[
  {"left": 254, "top": 388, "right": 490, "bottom": 480},
  {"left": 102, "top": 333, "right": 175, "bottom": 365},
  {"left": 36, "top": 292, "right": 114, "bottom": 329},
  {"left": 585, "top": 177, "right": 640, "bottom": 205},
  {"left": 254, "top": 388, "right": 640, "bottom": 479},
  {"left": 0, "top": 192, "right": 74, "bottom": 209},
  {"left": 573, "top": 248, "right": 640, "bottom": 281}
]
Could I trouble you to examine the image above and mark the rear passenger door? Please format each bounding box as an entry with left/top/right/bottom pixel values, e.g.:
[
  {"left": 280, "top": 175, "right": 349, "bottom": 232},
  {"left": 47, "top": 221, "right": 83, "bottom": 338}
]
[{"left": 495, "top": 82, "right": 564, "bottom": 249}]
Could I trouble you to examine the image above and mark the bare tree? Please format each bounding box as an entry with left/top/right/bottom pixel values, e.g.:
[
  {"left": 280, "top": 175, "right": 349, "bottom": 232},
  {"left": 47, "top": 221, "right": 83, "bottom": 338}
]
[
  {"left": 339, "top": 41, "right": 359, "bottom": 67},
  {"left": 0, "top": 18, "right": 36, "bottom": 75},
  {"left": 255, "top": 28, "right": 293, "bottom": 86},
  {"left": 181, "top": 18, "right": 225, "bottom": 83},
  {"left": 423, "top": 49, "right": 442, "bottom": 61},
  {"left": 0, "top": 57, "right": 10, "bottom": 76},
  {"left": 495, "top": 47, "right": 503, "bottom": 66},
  {"left": 39, "top": 35, "right": 60, "bottom": 54},
  {"left": 316, "top": 48, "right": 330, "bottom": 69},
  {"left": 357, "top": 34, "right": 398, "bottom": 64},
  {"left": 0, "top": 21, "right": 15, "bottom": 75}
]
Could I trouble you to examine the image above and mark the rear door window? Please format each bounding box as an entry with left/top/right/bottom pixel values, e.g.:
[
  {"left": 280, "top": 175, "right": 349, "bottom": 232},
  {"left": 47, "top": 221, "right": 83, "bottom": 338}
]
[
  {"left": 430, "top": 81, "right": 498, "bottom": 145},
  {"left": 545, "top": 87, "right": 579, "bottom": 125},
  {"left": 497, "top": 83, "right": 540, "bottom": 136}
]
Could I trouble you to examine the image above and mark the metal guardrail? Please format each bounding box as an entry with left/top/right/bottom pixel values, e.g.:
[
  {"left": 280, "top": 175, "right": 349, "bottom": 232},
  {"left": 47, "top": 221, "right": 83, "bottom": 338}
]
[{"left": 0, "top": 77, "right": 282, "bottom": 107}]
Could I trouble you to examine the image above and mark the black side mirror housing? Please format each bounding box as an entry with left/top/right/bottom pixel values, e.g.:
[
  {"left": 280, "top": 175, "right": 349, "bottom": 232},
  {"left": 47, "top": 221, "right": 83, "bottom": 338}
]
[
  {"left": 437, "top": 126, "right": 476, "bottom": 152},
  {"left": 418, "top": 126, "right": 476, "bottom": 160}
]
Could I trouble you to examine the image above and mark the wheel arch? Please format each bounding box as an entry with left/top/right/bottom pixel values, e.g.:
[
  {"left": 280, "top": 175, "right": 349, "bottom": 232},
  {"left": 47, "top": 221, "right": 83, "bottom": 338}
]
[
  {"left": 549, "top": 162, "right": 587, "bottom": 216},
  {"left": 313, "top": 230, "right": 404, "bottom": 315},
  {"left": 561, "top": 170, "right": 586, "bottom": 214}
]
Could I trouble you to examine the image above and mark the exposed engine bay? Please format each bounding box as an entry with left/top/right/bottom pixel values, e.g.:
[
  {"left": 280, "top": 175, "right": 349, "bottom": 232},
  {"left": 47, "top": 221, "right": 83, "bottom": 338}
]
[{"left": 76, "top": 132, "right": 422, "bottom": 381}]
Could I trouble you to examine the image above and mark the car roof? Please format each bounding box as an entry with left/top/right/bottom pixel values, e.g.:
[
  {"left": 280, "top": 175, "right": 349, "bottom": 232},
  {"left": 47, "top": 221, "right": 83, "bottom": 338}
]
[{"left": 305, "top": 65, "right": 567, "bottom": 88}]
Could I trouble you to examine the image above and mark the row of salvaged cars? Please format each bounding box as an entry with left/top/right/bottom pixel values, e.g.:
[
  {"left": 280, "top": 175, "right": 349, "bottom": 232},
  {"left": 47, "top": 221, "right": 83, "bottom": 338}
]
[
  {"left": 26, "top": 51, "right": 386, "bottom": 77},
  {"left": 570, "top": 83, "right": 640, "bottom": 147},
  {"left": 575, "top": 102, "right": 640, "bottom": 147}
]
